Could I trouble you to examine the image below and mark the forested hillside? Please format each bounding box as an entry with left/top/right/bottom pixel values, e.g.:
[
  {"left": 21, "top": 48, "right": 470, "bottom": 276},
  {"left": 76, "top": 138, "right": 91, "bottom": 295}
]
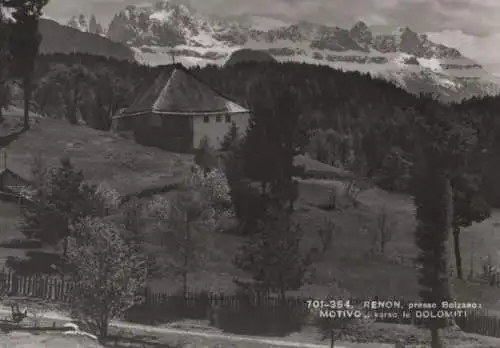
[
  {"left": 38, "top": 19, "right": 135, "bottom": 61},
  {"left": 29, "top": 53, "right": 500, "bottom": 206}
]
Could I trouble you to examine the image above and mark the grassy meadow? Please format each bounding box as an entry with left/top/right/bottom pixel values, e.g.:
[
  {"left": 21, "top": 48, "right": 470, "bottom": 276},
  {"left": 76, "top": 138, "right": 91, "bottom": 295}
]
[
  {"left": 1, "top": 108, "right": 500, "bottom": 317},
  {"left": 1, "top": 107, "right": 194, "bottom": 196}
]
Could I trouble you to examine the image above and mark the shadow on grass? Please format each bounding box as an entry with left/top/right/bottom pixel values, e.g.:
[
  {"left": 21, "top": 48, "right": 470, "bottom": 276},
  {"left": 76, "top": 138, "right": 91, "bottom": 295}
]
[
  {"left": 316, "top": 203, "right": 337, "bottom": 211},
  {"left": 125, "top": 296, "right": 209, "bottom": 326},
  {"left": 104, "top": 335, "right": 178, "bottom": 348},
  {"left": 0, "top": 238, "right": 42, "bottom": 249},
  {"left": 125, "top": 300, "right": 306, "bottom": 338},
  {"left": 0, "top": 128, "right": 28, "bottom": 148},
  {"left": 215, "top": 306, "right": 306, "bottom": 337},
  {"left": 6, "top": 250, "right": 65, "bottom": 275}
]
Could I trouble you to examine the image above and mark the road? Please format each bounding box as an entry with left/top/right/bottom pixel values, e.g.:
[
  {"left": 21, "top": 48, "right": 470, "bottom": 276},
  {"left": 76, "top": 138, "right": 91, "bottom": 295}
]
[{"left": 0, "top": 307, "right": 395, "bottom": 348}]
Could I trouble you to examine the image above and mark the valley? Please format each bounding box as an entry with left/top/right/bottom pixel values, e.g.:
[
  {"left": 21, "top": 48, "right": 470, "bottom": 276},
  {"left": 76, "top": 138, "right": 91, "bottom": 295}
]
[{"left": 4, "top": 1, "right": 500, "bottom": 346}]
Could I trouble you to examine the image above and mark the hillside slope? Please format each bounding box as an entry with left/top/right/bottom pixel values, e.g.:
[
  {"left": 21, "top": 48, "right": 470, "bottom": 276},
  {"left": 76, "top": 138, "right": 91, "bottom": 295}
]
[
  {"left": 2, "top": 109, "right": 193, "bottom": 196},
  {"left": 224, "top": 48, "right": 276, "bottom": 66},
  {"left": 39, "top": 19, "right": 135, "bottom": 62}
]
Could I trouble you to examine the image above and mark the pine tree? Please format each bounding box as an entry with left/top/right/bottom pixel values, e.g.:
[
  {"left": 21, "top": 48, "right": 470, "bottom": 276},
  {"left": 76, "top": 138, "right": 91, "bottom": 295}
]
[
  {"left": 233, "top": 208, "right": 310, "bottom": 300},
  {"left": 412, "top": 101, "right": 475, "bottom": 348},
  {"left": 414, "top": 146, "right": 453, "bottom": 348},
  {"left": 194, "top": 136, "right": 217, "bottom": 174},
  {"left": 4, "top": 0, "right": 49, "bottom": 129},
  {"left": 41, "top": 63, "right": 96, "bottom": 124},
  {"left": 22, "top": 157, "right": 88, "bottom": 256},
  {"left": 451, "top": 174, "right": 490, "bottom": 279},
  {"left": 0, "top": 7, "right": 11, "bottom": 122},
  {"left": 241, "top": 90, "right": 306, "bottom": 208},
  {"left": 220, "top": 122, "right": 240, "bottom": 152},
  {"left": 77, "top": 14, "right": 87, "bottom": 30}
]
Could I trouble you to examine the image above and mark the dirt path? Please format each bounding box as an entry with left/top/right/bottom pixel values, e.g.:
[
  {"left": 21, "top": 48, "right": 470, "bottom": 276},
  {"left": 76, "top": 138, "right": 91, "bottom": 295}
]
[{"left": 0, "top": 307, "right": 394, "bottom": 348}]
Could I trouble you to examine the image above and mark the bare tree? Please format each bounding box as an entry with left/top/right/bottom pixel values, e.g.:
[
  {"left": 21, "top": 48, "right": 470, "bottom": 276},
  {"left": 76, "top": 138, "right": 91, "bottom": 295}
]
[
  {"left": 144, "top": 165, "right": 231, "bottom": 298},
  {"left": 146, "top": 191, "right": 213, "bottom": 299},
  {"left": 368, "top": 205, "right": 397, "bottom": 257},
  {"left": 317, "top": 217, "right": 342, "bottom": 254}
]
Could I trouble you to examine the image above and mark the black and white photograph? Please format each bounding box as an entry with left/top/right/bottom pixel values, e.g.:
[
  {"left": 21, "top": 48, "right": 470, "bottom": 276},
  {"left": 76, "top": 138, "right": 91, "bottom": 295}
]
[{"left": 1, "top": 0, "right": 500, "bottom": 347}]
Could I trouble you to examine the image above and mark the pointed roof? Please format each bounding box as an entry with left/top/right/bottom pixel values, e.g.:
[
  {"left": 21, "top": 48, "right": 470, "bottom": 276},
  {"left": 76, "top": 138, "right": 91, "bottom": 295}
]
[{"left": 115, "top": 65, "right": 249, "bottom": 118}]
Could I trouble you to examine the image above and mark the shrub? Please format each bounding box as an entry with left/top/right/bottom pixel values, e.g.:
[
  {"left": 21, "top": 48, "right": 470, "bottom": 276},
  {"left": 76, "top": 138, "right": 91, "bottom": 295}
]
[
  {"left": 318, "top": 180, "right": 360, "bottom": 211},
  {"left": 216, "top": 303, "right": 306, "bottom": 336}
]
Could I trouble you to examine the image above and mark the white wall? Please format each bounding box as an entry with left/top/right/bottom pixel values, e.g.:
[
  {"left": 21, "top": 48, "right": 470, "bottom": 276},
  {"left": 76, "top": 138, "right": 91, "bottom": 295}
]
[{"left": 192, "top": 112, "right": 250, "bottom": 149}]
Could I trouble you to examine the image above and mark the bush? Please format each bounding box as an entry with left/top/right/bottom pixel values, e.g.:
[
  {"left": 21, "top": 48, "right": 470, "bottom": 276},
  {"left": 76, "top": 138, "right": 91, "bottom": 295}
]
[
  {"left": 216, "top": 303, "right": 306, "bottom": 336},
  {"left": 124, "top": 292, "right": 212, "bottom": 325},
  {"left": 317, "top": 180, "right": 360, "bottom": 211},
  {"left": 0, "top": 238, "right": 42, "bottom": 249},
  {"left": 313, "top": 305, "right": 375, "bottom": 346},
  {"left": 317, "top": 217, "right": 342, "bottom": 254},
  {"left": 480, "top": 254, "right": 499, "bottom": 286}
]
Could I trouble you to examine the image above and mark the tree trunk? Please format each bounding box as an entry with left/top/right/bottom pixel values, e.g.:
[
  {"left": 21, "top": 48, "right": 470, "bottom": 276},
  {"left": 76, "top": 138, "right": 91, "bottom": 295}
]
[
  {"left": 182, "top": 212, "right": 190, "bottom": 301},
  {"left": 61, "top": 236, "right": 68, "bottom": 297},
  {"left": 98, "top": 319, "right": 109, "bottom": 343},
  {"left": 453, "top": 225, "right": 463, "bottom": 279},
  {"left": 23, "top": 78, "right": 30, "bottom": 130},
  {"left": 182, "top": 269, "right": 187, "bottom": 300},
  {"left": 260, "top": 182, "right": 268, "bottom": 195},
  {"left": 63, "top": 235, "right": 68, "bottom": 259},
  {"left": 430, "top": 327, "right": 443, "bottom": 348}
]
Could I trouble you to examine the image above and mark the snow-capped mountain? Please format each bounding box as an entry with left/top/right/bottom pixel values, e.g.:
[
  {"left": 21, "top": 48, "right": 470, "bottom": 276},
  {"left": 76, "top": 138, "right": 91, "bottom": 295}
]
[
  {"left": 67, "top": 14, "right": 105, "bottom": 36},
  {"left": 38, "top": 18, "right": 135, "bottom": 62},
  {"left": 69, "top": 1, "right": 500, "bottom": 101}
]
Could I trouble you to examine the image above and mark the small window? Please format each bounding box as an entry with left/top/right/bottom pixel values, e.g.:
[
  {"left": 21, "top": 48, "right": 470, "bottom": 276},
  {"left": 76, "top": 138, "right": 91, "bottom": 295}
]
[
  {"left": 203, "top": 115, "right": 209, "bottom": 123},
  {"left": 216, "top": 115, "right": 222, "bottom": 122},
  {"left": 225, "top": 115, "right": 231, "bottom": 123}
]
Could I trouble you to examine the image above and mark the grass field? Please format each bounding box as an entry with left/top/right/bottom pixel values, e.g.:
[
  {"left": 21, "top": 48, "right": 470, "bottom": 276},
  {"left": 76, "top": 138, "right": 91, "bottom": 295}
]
[
  {"left": 2, "top": 297, "right": 500, "bottom": 347},
  {"left": 0, "top": 332, "right": 105, "bottom": 348},
  {"left": 0, "top": 201, "right": 26, "bottom": 269},
  {"left": 2, "top": 107, "right": 500, "bottom": 319},
  {"left": 1, "top": 107, "right": 194, "bottom": 195},
  {"left": 150, "top": 175, "right": 500, "bottom": 315}
]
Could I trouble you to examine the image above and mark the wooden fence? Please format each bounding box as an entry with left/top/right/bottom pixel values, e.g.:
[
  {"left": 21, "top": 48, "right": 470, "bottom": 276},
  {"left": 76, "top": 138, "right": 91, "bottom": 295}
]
[
  {"left": 0, "top": 270, "right": 74, "bottom": 301},
  {"left": 2, "top": 269, "right": 500, "bottom": 337}
]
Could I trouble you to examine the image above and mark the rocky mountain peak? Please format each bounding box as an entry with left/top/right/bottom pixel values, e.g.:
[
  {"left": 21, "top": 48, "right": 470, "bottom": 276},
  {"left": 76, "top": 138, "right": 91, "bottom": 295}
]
[
  {"left": 51, "top": 3, "right": 499, "bottom": 102},
  {"left": 399, "top": 26, "right": 422, "bottom": 55},
  {"left": 350, "top": 20, "right": 372, "bottom": 45},
  {"left": 101, "top": 2, "right": 467, "bottom": 60},
  {"left": 67, "top": 14, "right": 103, "bottom": 35}
]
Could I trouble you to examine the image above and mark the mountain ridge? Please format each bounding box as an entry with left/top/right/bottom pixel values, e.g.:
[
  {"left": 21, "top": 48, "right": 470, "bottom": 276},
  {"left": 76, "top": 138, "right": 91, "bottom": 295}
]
[
  {"left": 39, "top": 18, "right": 135, "bottom": 61},
  {"left": 42, "top": 0, "right": 500, "bottom": 101}
]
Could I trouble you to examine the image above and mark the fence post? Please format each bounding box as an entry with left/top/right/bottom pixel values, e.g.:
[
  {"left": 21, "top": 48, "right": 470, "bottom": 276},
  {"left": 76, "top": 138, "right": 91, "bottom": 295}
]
[
  {"left": 12, "top": 272, "right": 18, "bottom": 295},
  {"left": 7, "top": 270, "right": 13, "bottom": 294},
  {"left": 51, "top": 278, "right": 56, "bottom": 300}
]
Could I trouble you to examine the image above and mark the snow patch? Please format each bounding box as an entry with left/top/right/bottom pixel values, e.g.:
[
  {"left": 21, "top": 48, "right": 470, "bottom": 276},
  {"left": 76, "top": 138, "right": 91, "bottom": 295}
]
[
  {"left": 393, "top": 52, "right": 413, "bottom": 67},
  {"left": 175, "top": 55, "right": 216, "bottom": 67},
  {"left": 189, "top": 30, "right": 224, "bottom": 48},
  {"left": 417, "top": 57, "right": 443, "bottom": 72},
  {"left": 435, "top": 76, "right": 457, "bottom": 88},
  {"left": 249, "top": 16, "right": 290, "bottom": 31},
  {"left": 149, "top": 9, "right": 173, "bottom": 22}
]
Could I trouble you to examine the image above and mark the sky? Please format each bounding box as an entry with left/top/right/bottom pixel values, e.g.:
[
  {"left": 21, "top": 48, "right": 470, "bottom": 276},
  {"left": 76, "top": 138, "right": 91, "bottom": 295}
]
[{"left": 42, "top": 0, "right": 500, "bottom": 75}]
